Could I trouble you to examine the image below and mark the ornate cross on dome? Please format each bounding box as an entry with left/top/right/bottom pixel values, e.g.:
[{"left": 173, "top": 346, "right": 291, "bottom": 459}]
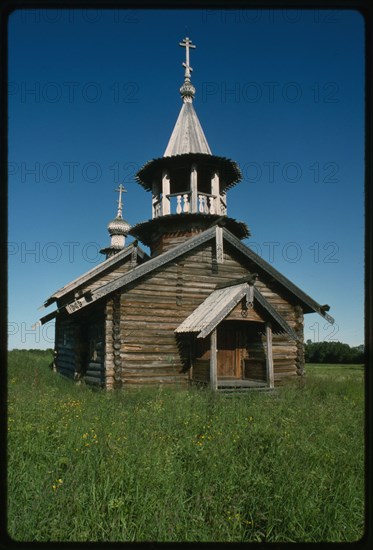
[
  {"left": 179, "top": 36, "right": 196, "bottom": 80},
  {"left": 115, "top": 184, "right": 126, "bottom": 218}
]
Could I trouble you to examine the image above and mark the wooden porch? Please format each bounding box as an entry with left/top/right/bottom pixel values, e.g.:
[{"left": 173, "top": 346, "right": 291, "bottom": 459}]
[
  {"left": 217, "top": 379, "right": 268, "bottom": 388},
  {"left": 217, "top": 379, "right": 275, "bottom": 395}
]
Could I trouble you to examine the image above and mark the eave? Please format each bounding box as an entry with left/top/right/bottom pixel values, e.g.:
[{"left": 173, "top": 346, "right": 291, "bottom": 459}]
[
  {"left": 40, "top": 226, "right": 334, "bottom": 326},
  {"left": 136, "top": 153, "right": 242, "bottom": 191},
  {"left": 41, "top": 242, "right": 149, "bottom": 309}
]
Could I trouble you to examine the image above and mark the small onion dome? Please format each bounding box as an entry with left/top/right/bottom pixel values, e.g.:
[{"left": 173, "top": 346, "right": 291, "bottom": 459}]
[
  {"left": 180, "top": 80, "right": 195, "bottom": 101},
  {"left": 107, "top": 216, "right": 131, "bottom": 236}
]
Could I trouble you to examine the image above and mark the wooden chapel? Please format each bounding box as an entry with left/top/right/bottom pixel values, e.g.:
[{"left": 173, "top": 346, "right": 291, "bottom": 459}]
[{"left": 40, "top": 37, "right": 334, "bottom": 390}]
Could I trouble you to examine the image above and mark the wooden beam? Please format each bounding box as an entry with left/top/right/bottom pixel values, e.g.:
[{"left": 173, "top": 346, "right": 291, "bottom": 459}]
[
  {"left": 215, "top": 273, "right": 258, "bottom": 290},
  {"left": 190, "top": 164, "right": 198, "bottom": 213},
  {"left": 152, "top": 180, "right": 160, "bottom": 218},
  {"left": 211, "top": 171, "right": 220, "bottom": 214},
  {"left": 162, "top": 171, "right": 170, "bottom": 215},
  {"left": 215, "top": 226, "right": 224, "bottom": 264},
  {"left": 210, "top": 329, "right": 218, "bottom": 391},
  {"left": 265, "top": 322, "right": 274, "bottom": 388}
]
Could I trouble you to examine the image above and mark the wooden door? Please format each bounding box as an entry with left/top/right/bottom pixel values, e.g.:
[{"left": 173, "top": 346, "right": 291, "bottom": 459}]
[{"left": 217, "top": 322, "right": 243, "bottom": 379}]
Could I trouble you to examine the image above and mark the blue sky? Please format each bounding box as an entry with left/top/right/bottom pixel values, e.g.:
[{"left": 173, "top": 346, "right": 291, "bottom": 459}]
[{"left": 8, "top": 8, "right": 364, "bottom": 349}]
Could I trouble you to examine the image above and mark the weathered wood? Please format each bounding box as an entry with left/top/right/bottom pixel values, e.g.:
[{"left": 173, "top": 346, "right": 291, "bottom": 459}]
[
  {"left": 52, "top": 224, "right": 316, "bottom": 390},
  {"left": 86, "top": 369, "right": 104, "bottom": 378},
  {"left": 57, "top": 359, "right": 75, "bottom": 370},
  {"left": 84, "top": 375, "right": 103, "bottom": 386},
  {"left": 265, "top": 323, "right": 274, "bottom": 388},
  {"left": 122, "top": 376, "right": 188, "bottom": 385},
  {"left": 87, "top": 362, "right": 103, "bottom": 372},
  {"left": 210, "top": 330, "right": 217, "bottom": 390}
]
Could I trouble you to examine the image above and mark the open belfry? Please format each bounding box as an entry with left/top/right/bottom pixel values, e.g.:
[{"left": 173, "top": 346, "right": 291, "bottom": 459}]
[{"left": 40, "top": 38, "right": 333, "bottom": 390}]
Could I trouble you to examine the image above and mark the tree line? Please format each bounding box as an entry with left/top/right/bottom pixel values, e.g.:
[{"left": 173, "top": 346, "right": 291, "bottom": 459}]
[{"left": 304, "top": 341, "right": 364, "bottom": 364}]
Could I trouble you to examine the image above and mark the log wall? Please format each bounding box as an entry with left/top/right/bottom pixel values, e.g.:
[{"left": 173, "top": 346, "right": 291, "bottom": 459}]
[
  {"left": 55, "top": 237, "right": 305, "bottom": 389},
  {"left": 55, "top": 318, "right": 78, "bottom": 379},
  {"left": 55, "top": 314, "right": 105, "bottom": 386},
  {"left": 151, "top": 230, "right": 203, "bottom": 257},
  {"left": 116, "top": 241, "right": 304, "bottom": 387},
  {"left": 244, "top": 332, "right": 267, "bottom": 381},
  {"left": 83, "top": 320, "right": 105, "bottom": 387}
]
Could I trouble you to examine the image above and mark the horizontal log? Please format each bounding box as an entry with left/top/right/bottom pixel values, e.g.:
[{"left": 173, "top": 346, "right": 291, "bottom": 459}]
[
  {"left": 87, "top": 362, "right": 103, "bottom": 371},
  {"left": 86, "top": 370, "right": 104, "bottom": 379},
  {"left": 274, "top": 370, "right": 297, "bottom": 376},
  {"left": 123, "top": 344, "right": 178, "bottom": 353},
  {"left": 56, "top": 343, "right": 75, "bottom": 352},
  {"left": 274, "top": 367, "right": 296, "bottom": 372},
  {"left": 122, "top": 367, "right": 183, "bottom": 376},
  {"left": 122, "top": 360, "right": 182, "bottom": 369},
  {"left": 57, "top": 359, "right": 75, "bottom": 369},
  {"left": 120, "top": 321, "right": 180, "bottom": 330},
  {"left": 123, "top": 334, "right": 177, "bottom": 343},
  {"left": 56, "top": 344, "right": 76, "bottom": 352},
  {"left": 272, "top": 354, "right": 297, "bottom": 361},
  {"left": 123, "top": 377, "right": 188, "bottom": 385},
  {"left": 58, "top": 367, "right": 75, "bottom": 378},
  {"left": 84, "top": 376, "right": 104, "bottom": 386}
]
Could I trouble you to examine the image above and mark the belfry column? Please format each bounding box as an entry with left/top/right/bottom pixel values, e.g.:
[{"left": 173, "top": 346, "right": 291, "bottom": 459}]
[
  {"left": 161, "top": 171, "right": 170, "bottom": 215},
  {"left": 211, "top": 171, "right": 220, "bottom": 214},
  {"left": 152, "top": 180, "right": 160, "bottom": 218},
  {"left": 190, "top": 164, "right": 198, "bottom": 213}
]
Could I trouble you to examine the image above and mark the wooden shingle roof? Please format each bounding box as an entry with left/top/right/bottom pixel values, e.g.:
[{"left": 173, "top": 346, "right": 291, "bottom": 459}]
[
  {"left": 40, "top": 226, "right": 333, "bottom": 325},
  {"left": 41, "top": 242, "right": 148, "bottom": 308},
  {"left": 136, "top": 153, "right": 242, "bottom": 191},
  {"left": 175, "top": 282, "right": 299, "bottom": 340},
  {"left": 164, "top": 101, "right": 211, "bottom": 157},
  {"left": 175, "top": 283, "right": 253, "bottom": 338}
]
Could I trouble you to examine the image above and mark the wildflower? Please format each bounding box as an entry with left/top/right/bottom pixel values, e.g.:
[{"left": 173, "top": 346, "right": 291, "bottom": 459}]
[{"left": 52, "top": 478, "right": 63, "bottom": 492}]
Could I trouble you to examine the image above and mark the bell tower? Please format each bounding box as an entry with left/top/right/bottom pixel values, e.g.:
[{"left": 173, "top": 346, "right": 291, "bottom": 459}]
[{"left": 130, "top": 37, "right": 249, "bottom": 256}]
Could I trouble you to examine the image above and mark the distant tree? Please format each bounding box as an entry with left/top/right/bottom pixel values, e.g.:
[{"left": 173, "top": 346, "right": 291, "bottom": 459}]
[{"left": 304, "top": 341, "right": 364, "bottom": 364}]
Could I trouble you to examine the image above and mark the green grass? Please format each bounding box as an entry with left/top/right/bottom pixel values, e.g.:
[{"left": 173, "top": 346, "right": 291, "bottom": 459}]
[{"left": 7, "top": 350, "right": 365, "bottom": 542}]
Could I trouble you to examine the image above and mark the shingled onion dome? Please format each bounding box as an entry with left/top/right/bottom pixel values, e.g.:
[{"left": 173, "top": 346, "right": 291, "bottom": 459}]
[
  {"left": 100, "top": 184, "right": 131, "bottom": 259},
  {"left": 108, "top": 215, "right": 131, "bottom": 238},
  {"left": 179, "top": 79, "right": 195, "bottom": 103}
]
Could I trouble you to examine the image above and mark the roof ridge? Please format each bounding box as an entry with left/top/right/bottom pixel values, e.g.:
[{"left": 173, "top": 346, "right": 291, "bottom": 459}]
[
  {"left": 224, "top": 231, "right": 334, "bottom": 324},
  {"left": 42, "top": 226, "right": 333, "bottom": 325},
  {"left": 42, "top": 242, "right": 148, "bottom": 308},
  {"left": 253, "top": 288, "right": 299, "bottom": 341}
]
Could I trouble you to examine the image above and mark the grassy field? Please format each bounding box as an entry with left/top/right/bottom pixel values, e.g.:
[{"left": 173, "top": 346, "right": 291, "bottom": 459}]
[{"left": 7, "top": 350, "right": 365, "bottom": 542}]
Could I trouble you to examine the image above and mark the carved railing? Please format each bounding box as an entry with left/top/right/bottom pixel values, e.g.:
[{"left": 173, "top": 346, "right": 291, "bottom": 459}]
[
  {"left": 152, "top": 198, "right": 162, "bottom": 218},
  {"left": 198, "top": 192, "right": 216, "bottom": 215},
  {"left": 220, "top": 196, "right": 227, "bottom": 216},
  {"left": 153, "top": 191, "right": 224, "bottom": 217},
  {"left": 168, "top": 191, "right": 192, "bottom": 214}
]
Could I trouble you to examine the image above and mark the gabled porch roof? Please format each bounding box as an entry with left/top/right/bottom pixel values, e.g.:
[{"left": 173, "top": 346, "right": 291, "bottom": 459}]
[
  {"left": 175, "top": 282, "right": 299, "bottom": 341},
  {"left": 175, "top": 283, "right": 253, "bottom": 339}
]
